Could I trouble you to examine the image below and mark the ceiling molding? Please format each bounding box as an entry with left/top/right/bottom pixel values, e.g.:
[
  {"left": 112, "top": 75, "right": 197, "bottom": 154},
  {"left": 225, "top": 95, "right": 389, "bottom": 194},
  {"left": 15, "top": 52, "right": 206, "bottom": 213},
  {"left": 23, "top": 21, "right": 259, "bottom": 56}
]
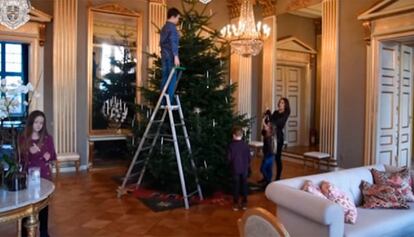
[{"left": 227, "top": 0, "right": 277, "bottom": 19}]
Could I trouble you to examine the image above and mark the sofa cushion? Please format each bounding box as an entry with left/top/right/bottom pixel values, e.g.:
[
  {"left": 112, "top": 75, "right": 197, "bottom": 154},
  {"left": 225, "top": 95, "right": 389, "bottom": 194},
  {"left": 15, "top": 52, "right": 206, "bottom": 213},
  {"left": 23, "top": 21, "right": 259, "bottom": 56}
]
[
  {"left": 321, "top": 181, "right": 358, "bottom": 224},
  {"left": 360, "top": 180, "right": 409, "bottom": 209},
  {"left": 276, "top": 165, "right": 384, "bottom": 206},
  {"left": 301, "top": 180, "right": 327, "bottom": 199},
  {"left": 344, "top": 203, "right": 414, "bottom": 237},
  {"left": 371, "top": 168, "right": 414, "bottom": 202},
  {"left": 384, "top": 165, "right": 414, "bottom": 189}
]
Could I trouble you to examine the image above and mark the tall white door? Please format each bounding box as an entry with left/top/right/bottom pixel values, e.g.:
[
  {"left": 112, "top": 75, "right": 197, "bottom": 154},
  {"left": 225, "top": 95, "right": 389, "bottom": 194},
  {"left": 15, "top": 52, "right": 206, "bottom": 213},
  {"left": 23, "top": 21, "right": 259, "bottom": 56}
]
[
  {"left": 397, "top": 45, "right": 413, "bottom": 167},
  {"left": 276, "top": 65, "right": 301, "bottom": 146},
  {"left": 377, "top": 43, "right": 413, "bottom": 167}
]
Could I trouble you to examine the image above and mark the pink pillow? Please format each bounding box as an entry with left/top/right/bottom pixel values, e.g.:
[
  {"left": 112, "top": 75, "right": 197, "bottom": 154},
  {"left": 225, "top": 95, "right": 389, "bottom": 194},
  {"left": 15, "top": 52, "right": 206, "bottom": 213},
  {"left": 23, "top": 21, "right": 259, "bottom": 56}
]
[
  {"left": 371, "top": 168, "right": 414, "bottom": 202},
  {"left": 360, "top": 180, "right": 409, "bottom": 209},
  {"left": 320, "top": 181, "right": 357, "bottom": 224},
  {"left": 301, "top": 180, "right": 327, "bottom": 199}
]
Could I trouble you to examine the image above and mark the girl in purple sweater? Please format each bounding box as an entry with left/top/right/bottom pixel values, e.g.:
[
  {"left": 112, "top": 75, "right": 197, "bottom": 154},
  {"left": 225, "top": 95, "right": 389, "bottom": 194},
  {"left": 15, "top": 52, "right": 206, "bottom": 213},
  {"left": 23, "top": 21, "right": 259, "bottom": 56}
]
[{"left": 20, "top": 110, "right": 56, "bottom": 237}]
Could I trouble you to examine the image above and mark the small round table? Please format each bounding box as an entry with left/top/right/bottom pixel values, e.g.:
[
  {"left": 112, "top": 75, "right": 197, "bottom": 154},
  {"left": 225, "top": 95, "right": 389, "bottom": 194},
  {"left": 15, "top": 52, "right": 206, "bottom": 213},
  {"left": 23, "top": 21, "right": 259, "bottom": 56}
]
[{"left": 0, "top": 178, "right": 55, "bottom": 237}]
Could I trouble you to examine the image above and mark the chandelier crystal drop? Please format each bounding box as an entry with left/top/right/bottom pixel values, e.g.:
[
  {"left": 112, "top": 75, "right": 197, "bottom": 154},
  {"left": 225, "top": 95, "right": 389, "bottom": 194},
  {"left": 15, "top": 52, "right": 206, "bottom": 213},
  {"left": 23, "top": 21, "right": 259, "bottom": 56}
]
[
  {"left": 220, "top": 0, "right": 270, "bottom": 57},
  {"left": 0, "top": 0, "right": 31, "bottom": 30}
]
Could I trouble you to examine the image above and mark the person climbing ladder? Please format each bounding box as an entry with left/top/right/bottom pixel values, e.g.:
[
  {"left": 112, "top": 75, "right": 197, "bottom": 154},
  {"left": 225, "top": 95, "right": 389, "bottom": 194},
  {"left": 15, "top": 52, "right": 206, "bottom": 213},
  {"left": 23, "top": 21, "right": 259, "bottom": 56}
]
[{"left": 160, "top": 7, "right": 181, "bottom": 104}]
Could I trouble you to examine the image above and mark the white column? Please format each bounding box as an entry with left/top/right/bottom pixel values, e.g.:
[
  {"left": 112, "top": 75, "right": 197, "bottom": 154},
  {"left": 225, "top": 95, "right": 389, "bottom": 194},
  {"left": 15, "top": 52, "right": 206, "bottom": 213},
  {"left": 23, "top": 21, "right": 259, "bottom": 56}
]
[
  {"left": 262, "top": 15, "right": 277, "bottom": 112},
  {"left": 53, "top": 0, "right": 78, "bottom": 156},
  {"left": 320, "top": 0, "right": 338, "bottom": 159},
  {"left": 149, "top": 0, "right": 166, "bottom": 58},
  {"left": 238, "top": 57, "right": 253, "bottom": 119}
]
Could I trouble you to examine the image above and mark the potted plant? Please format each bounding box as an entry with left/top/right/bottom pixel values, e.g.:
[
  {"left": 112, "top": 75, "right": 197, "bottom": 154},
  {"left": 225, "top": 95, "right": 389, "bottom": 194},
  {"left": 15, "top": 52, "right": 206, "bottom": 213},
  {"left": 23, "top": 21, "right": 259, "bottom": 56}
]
[
  {"left": 0, "top": 78, "right": 34, "bottom": 191},
  {"left": 2, "top": 154, "right": 26, "bottom": 191}
]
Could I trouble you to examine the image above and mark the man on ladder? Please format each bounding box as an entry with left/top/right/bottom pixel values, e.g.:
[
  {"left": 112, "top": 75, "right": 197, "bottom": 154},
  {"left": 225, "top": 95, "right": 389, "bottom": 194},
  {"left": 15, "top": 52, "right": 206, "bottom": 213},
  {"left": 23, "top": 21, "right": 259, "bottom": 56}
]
[
  {"left": 160, "top": 7, "right": 181, "bottom": 105},
  {"left": 117, "top": 7, "right": 203, "bottom": 209}
]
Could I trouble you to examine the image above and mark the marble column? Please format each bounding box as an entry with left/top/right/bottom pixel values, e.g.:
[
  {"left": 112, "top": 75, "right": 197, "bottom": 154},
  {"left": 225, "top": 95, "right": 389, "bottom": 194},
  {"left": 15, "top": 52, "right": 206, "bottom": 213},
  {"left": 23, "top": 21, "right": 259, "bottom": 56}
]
[
  {"left": 53, "top": 0, "right": 79, "bottom": 156},
  {"left": 149, "top": 0, "right": 166, "bottom": 59},
  {"left": 262, "top": 15, "right": 277, "bottom": 112},
  {"left": 320, "top": 0, "right": 339, "bottom": 159}
]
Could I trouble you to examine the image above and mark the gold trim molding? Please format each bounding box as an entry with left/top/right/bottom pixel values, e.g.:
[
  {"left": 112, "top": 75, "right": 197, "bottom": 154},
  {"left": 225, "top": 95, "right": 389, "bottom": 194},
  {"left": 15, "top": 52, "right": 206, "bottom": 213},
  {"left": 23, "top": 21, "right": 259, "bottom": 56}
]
[
  {"left": 90, "top": 3, "right": 140, "bottom": 17},
  {"left": 227, "top": 0, "right": 277, "bottom": 18}
]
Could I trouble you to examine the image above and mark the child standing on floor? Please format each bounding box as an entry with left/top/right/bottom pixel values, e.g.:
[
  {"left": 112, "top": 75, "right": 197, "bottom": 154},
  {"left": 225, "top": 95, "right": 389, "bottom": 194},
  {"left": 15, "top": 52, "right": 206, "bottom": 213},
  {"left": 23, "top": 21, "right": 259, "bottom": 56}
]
[
  {"left": 227, "top": 126, "right": 251, "bottom": 211},
  {"left": 259, "top": 109, "right": 274, "bottom": 186},
  {"left": 20, "top": 110, "right": 56, "bottom": 237}
]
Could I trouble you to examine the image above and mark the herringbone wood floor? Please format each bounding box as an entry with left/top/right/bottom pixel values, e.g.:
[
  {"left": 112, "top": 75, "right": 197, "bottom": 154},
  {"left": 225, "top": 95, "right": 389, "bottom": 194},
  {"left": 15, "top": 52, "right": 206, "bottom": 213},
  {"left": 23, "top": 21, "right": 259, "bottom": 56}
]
[{"left": 0, "top": 158, "right": 318, "bottom": 237}]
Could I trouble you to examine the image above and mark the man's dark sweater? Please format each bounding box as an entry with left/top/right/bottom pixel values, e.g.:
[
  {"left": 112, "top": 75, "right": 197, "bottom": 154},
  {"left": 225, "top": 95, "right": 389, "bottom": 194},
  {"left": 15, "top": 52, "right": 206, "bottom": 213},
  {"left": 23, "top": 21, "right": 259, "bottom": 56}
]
[
  {"left": 160, "top": 21, "right": 179, "bottom": 59},
  {"left": 227, "top": 139, "right": 251, "bottom": 175}
]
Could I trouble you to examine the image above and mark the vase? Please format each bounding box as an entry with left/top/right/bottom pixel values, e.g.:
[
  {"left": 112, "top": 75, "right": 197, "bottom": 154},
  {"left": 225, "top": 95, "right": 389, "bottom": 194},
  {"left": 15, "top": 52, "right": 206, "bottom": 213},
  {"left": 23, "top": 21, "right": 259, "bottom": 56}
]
[{"left": 5, "top": 172, "right": 27, "bottom": 191}]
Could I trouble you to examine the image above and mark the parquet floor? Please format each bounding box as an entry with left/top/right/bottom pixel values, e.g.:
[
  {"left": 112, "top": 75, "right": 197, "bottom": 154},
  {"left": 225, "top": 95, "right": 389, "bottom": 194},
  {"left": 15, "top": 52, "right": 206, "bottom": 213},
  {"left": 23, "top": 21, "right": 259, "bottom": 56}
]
[{"left": 0, "top": 158, "right": 318, "bottom": 237}]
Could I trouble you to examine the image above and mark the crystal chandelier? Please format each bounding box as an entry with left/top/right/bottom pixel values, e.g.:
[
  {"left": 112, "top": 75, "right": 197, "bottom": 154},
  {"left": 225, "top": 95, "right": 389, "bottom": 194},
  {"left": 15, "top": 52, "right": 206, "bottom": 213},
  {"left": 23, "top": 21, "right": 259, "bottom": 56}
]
[
  {"left": 220, "top": 0, "right": 270, "bottom": 57},
  {"left": 0, "top": 0, "right": 31, "bottom": 30}
]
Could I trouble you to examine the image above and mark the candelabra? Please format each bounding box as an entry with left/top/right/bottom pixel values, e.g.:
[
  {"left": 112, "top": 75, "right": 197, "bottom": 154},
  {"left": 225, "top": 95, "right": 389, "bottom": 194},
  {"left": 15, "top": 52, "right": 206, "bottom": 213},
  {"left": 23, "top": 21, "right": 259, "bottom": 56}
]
[{"left": 102, "top": 96, "right": 128, "bottom": 129}]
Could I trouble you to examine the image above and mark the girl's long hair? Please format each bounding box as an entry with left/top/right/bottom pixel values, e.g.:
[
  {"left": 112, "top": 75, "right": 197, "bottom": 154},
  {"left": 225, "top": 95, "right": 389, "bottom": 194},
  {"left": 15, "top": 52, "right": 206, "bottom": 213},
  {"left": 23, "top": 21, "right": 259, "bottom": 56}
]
[
  {"left": 20, "top": 110, "right": 49, "bottom": 155},
  {"left": 278, "top": 97, "right": 291, "bottom": 116}
]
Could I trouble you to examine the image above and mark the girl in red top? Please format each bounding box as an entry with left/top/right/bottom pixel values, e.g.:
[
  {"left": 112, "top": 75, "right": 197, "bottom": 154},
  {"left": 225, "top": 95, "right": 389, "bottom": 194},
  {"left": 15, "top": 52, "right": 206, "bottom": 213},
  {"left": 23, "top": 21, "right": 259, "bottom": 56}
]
[{"left": 20, "top": 110, "right": 56, "bottom": 237}]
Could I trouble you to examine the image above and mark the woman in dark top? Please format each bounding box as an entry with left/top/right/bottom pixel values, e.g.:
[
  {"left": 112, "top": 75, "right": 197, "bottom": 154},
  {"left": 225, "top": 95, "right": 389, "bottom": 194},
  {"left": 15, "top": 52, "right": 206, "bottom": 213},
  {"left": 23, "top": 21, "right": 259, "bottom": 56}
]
[{"left": 271, "top": 97, "right": 290, "bottom": 181}]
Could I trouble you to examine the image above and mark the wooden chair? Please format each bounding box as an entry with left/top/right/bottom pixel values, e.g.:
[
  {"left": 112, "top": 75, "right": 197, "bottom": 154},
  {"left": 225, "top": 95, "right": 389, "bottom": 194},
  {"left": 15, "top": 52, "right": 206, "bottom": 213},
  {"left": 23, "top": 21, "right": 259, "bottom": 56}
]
[{"left": 238, "top": 207, "right": 290, "bottom": 237}]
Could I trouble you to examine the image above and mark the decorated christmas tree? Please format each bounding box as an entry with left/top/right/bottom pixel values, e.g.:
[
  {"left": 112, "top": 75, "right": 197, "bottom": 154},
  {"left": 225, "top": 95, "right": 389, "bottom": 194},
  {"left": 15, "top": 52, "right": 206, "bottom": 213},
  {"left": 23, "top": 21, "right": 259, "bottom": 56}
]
[{"left": 136, "top": 0, "right": 250, "bottom": 195}]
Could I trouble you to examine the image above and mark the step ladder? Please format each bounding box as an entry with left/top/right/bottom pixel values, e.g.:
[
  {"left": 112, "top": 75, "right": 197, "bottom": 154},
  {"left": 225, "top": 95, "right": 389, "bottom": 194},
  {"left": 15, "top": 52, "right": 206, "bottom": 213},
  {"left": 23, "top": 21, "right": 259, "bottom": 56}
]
[{"left": 117, "top": 66, "right": 203, "bottom": 209}]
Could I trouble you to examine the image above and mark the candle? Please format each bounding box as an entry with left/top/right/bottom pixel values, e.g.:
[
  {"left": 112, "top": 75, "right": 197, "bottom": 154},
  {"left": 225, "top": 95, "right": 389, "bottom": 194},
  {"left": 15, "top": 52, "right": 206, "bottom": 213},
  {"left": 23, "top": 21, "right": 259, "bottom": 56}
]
[{"left": 206, "top": 70, "right": 209, "bottom": 78}]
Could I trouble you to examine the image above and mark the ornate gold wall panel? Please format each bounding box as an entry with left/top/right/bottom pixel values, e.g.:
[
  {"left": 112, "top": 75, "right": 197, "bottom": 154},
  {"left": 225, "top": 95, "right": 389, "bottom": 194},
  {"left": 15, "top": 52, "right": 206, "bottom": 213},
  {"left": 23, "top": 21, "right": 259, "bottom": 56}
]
[
  {"left": 319, "top": 0, "right": 338, "bottom": 158},
  {"left": 53, "top": 0, "right": 78, "bottom": 154}
]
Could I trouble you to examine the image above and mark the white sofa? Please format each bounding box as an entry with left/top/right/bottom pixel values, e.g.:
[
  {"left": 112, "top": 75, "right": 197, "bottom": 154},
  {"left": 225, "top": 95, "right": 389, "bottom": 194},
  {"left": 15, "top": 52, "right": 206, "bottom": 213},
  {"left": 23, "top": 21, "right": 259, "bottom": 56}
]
[{"left": 265, "top": 165, "right": 414, "bottom": 237}]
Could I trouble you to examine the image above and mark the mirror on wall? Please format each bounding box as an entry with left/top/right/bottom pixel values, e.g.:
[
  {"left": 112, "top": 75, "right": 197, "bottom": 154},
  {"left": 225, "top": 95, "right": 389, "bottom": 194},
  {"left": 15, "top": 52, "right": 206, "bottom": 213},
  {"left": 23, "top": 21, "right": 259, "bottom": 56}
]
[{"left": 87, "top": 4, "right": 142, "bottom": 134}]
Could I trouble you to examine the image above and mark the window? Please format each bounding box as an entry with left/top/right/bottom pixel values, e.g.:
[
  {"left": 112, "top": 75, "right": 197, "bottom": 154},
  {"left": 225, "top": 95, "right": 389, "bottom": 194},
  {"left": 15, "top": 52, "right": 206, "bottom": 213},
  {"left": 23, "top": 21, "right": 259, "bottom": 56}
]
[{"left": 0, "top": 42, "right": 29, "bottom": 120}]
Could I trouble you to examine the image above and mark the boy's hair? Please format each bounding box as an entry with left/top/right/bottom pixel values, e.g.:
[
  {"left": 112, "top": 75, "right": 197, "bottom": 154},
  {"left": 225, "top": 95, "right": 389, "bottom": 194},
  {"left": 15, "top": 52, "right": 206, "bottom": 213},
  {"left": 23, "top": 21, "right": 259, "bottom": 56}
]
[
  {"left": 167, "top": 7, "right": 181, "bottom": 19},
  {"left": 232, "top": 126, "right": 244, "bottom": 138}
]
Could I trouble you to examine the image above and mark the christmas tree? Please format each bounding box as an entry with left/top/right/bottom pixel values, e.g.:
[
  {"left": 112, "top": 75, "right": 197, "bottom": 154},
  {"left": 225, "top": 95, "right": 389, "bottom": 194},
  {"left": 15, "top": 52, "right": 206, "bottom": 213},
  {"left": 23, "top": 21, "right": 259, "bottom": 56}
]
[{"left": 136, "top": 0, "right": 250, "bottom": 195}]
